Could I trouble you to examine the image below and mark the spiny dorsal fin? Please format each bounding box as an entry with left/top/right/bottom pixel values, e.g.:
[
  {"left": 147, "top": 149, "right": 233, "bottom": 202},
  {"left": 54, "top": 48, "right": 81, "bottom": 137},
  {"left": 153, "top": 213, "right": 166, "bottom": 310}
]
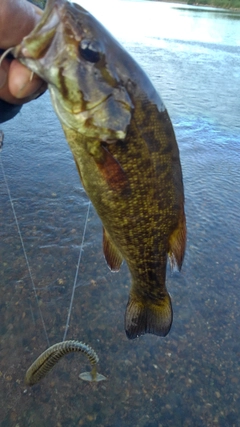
[{"left": 103, "top": 227, "right": 123, "bottom": 272}]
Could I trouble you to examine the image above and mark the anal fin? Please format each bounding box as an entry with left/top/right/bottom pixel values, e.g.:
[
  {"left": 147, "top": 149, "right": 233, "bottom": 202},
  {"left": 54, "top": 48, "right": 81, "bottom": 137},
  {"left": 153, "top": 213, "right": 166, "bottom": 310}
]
[
  {"left": 103, "top": 227, "right": 123, "bottom": 272},
  {"left": 168, "top": 209, "right": 186, "bottom": 271}
]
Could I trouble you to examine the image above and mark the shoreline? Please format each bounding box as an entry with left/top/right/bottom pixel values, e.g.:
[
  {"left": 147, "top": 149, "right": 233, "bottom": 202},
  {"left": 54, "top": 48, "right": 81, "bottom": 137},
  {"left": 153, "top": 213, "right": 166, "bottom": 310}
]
[
  {"left": 153, "top": 0, "right": 240, "bottom": 11},
  {"left": 29, "top": 0, "right": 240, "bottom": 12}
]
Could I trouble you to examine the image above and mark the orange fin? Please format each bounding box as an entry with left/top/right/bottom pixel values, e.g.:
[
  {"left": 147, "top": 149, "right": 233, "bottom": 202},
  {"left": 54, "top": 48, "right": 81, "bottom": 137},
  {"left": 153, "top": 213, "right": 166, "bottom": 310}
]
[
  {"left": 125, "top": 293, "right": 172, "bottom": 339},
  {"left": 103, "top": 227, "right": 123, "bottom": 272},
  {"left": 96, "top": 146, "right": 128, "bottom": 192},
  {"left": 168, "top": 209, "right": 186, "bottom": 271}
]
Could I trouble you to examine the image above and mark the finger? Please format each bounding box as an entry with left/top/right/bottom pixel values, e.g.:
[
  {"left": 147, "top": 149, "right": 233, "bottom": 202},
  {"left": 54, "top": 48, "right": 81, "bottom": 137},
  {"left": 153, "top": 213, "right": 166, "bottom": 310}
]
[
  {"left": 0, "top": 1, "right": 44, "bottom": 104},
  {"left": 0, "top": 0, "right": 42, "bottom": 49},
  {"left": 8, "top": 60, "right": 47, "bottom": 99},
  {"left": 0, "top": 59, "right": 46, "bottom": 104}
]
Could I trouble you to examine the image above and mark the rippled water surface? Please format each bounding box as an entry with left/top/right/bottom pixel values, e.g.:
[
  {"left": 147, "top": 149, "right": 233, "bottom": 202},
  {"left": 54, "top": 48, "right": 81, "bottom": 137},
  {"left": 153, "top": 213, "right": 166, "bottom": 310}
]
[{"left": 0, "top": 1, "right": 240, "bottom": 426}]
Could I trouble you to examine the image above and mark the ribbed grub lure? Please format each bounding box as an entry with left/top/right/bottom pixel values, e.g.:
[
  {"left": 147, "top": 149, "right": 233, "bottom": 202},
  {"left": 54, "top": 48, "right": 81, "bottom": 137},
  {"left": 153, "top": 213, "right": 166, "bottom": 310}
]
[{"left": 25, "top": 340, "right": 106, "bottom": 386}]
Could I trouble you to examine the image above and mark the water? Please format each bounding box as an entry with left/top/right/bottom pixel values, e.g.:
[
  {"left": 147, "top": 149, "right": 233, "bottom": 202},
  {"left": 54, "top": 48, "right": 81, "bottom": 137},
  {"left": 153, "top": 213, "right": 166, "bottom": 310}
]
[{"left": 0, "top": 1, "right": 240, "bottom": 426}]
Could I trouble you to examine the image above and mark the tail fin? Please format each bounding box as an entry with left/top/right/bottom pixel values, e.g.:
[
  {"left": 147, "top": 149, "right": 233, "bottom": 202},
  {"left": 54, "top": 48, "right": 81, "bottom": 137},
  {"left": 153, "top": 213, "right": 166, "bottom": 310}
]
[{"left": 125, "top": 293, "right": 172, "bottom": 339}]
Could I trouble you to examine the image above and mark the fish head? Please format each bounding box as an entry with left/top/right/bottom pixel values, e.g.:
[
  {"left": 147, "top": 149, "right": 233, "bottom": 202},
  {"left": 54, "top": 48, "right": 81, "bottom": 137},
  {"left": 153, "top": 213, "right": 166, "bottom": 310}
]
[{"left": 14, "top": 0, "right": 133, "bottom": 142}]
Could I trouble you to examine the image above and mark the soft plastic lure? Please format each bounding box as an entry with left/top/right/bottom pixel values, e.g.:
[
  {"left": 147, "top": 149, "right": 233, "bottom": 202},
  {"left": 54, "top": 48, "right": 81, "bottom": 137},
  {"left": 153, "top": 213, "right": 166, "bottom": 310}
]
[{"left": 25, "top": 340, "right": 106, "bottom": 386}]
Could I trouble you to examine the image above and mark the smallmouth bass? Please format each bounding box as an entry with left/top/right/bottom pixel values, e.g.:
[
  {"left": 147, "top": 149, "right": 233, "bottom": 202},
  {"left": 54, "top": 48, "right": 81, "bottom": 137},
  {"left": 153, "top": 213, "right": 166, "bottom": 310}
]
[{"left": 14, "top": 0, "right": 186, "bottom": 339}]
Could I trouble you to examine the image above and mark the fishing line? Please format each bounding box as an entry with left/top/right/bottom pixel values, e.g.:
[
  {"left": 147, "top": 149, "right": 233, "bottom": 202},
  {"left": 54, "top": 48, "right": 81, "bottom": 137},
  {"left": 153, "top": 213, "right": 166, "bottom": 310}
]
[
  {"left": 0, "top": 150, "right": 50, "bottom": 347},
  {"left": 63, "top": 201, "right": 91, "bottom": 341},
  {"left": 1, "top": 133, "right": 91, "bottom": 346}
]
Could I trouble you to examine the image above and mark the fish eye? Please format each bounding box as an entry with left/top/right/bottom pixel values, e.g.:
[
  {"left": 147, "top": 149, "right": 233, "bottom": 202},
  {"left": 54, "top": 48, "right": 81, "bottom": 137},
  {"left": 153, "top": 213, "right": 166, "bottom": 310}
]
[{"left": 79, "top": 39, "right": 102, "bottom": 63}]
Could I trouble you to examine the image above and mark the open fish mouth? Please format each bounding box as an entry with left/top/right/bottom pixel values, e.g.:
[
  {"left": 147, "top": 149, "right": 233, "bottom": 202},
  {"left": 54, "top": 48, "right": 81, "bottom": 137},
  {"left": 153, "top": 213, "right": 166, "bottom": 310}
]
[
  {"left": 13, "top": 1, "right": 61, "bottom": 62},
  {"left": 13, "top": 3, "right": 124, "bottom": 110},
  {"left": 12, "top": 0, "right": 133, "bottom": 141}
]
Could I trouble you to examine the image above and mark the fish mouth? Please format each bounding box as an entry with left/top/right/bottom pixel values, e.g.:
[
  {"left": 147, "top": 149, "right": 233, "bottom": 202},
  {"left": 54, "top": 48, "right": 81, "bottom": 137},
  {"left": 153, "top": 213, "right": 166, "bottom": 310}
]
[
  {"left": 13, "top": 0, "right": 131, "bottom": 141},
  {"left": 13, "top": 0, "right": 110, "bottom": 115},
  {"left": 13, "top": 1, "right": 61, "bottom": 63}
]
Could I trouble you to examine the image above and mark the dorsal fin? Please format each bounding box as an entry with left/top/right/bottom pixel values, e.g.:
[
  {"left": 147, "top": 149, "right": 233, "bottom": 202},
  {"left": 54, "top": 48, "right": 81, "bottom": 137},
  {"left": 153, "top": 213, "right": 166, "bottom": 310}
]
[{"left": 103, "top": 227, "right": 123, "bottom": 272}]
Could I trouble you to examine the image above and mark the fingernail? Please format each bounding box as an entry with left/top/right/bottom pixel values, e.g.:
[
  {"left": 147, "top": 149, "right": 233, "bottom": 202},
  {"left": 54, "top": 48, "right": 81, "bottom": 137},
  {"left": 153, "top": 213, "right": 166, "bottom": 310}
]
[
  {"left": 16, "top": 76, "right": 45, "bottom": 100},
  {"left": 0, "top": 68, "right": 7, "bottom": 89},
  {"left": 15, "top": 77, "right": 30, "bottom": 98}
]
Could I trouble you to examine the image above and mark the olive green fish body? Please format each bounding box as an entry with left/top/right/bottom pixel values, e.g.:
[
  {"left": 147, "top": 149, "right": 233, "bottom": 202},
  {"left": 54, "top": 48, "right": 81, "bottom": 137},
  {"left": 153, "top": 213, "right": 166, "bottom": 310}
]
[
  {"left": 63, "top": 100, "right": 184, "bottom": 338},
  {"left": 14, "top": 0, "right": 186, "bottom": 339}
]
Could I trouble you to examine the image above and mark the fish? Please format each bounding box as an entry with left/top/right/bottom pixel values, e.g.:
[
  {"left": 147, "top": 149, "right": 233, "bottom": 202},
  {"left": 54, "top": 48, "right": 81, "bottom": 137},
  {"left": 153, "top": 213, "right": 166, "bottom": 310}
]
[{"left": 13, "top": 0, "right": 186, "bottom": 339}]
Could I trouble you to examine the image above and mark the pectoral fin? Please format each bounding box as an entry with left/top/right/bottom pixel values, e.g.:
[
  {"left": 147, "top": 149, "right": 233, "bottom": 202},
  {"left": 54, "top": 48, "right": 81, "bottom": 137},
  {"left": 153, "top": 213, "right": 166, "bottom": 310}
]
[
  {"left": 103, "top": 227, "right": 123, "bottom": 272},
  {"left": 90, "top": 143, "right": 128, "bottom": 192}
]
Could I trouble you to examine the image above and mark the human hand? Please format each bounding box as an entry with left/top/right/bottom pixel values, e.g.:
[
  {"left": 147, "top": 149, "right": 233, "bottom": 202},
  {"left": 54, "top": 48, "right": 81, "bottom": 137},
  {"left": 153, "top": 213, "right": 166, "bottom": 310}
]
[{"left": 0, "top": 0, "right": 47, "bottom": 105}]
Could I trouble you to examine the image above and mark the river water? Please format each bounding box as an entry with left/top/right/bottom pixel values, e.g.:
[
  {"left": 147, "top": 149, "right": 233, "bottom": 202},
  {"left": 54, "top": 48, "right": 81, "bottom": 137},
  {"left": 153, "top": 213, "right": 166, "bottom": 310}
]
[{"left": 0, "top": 1, "right": 240, "bottom": 426}]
